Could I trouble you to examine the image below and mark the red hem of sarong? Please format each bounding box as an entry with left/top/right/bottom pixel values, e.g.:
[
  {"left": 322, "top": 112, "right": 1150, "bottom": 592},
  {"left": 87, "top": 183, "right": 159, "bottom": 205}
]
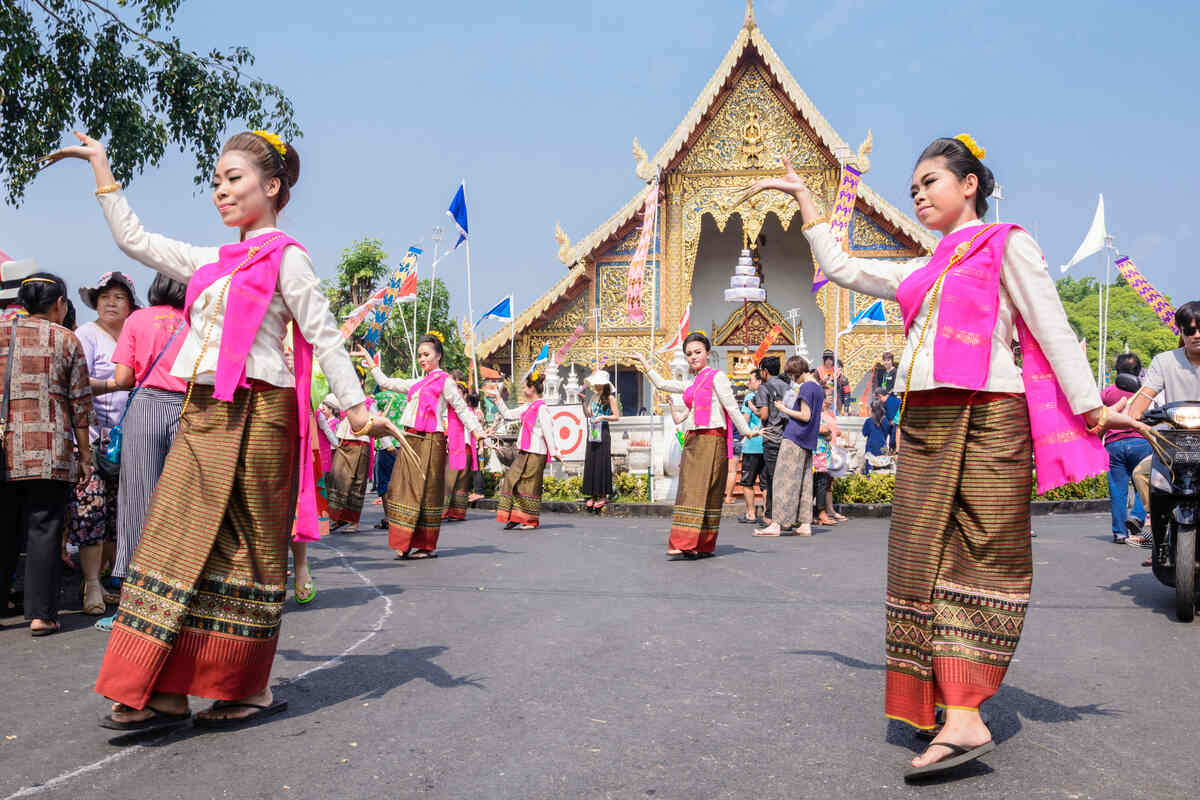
[
  {"left": 329, "top": 508, "right": 361, "bottom": 524},
  {"left": 497, "top": 508, "right": 539, "bottom": 527},
  {"left": 442, "top": 509, "right": 467, "bottom": 521},
  {"left": 885, "top": 669, "right": 937, "bottom": 730},
  {"left": 389, "top": 523, "right": 441, "bottom": 553},
  {"left": 668, "top": 527, "right": 718, "bottom": 553},
  {"left": 96, "top": 626, "right": 277, "bottom": 708}
]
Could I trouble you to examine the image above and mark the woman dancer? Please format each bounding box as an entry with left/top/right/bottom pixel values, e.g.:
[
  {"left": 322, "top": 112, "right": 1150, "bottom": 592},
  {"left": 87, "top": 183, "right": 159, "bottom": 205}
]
[
  {"left": 633, "top": 333, "right": 759, "bottom": 559},
  {"left": 580, "top": 369, "right": 619, "bottom": 513},
  {"left": 490, "top": 371, "right": 562, "bottom": 530},
  {"left": 50, "top": 130, "right": 399, "bottom": 731},
  {"left": 746, "top": 138, "right": 1143, "bottom": 777},
  {"left": 443, "top": 392, "right": 484, "bottom": 522},
  {"left": 358, "top": 334, "right": 484, "bottom": 559},
  {"left": 327, "top": 395, "right": 374, "bottom": 533}
]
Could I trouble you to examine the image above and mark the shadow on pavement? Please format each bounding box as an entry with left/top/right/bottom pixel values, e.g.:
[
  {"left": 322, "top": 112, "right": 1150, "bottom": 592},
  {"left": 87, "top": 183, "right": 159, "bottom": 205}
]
[
  {"left": 1100, "top": 571, "right": 1173, "bottom": 618},
  {"left": 285, "top": 584, "right": 406, "bottom": 613},
  {"left": 790, "top": 649, "right": 1122, "bottom": 749},
  {"left": 432, "top": 544, "right": 516, "bottom": 558},
  {"left": 272, "top": 645, "right": 484, "bottom": 719}
]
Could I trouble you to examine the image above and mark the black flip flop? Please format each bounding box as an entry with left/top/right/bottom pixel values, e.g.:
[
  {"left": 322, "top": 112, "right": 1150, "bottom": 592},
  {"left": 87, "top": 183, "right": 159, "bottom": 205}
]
[
  {"left": 503, "top": 522, "right": 518, "bottom": 530},
  {"left": 904, "top": 740, "right": 995, "bottom": 781},
  {"left": 193, "top": 699, "right": 289, "bottom": 731},
  {"left": 30, "top": 623, "right": 60, "bottom": 637},
  {"left": 100, "top": 708, "right": 192, "bottom": 733}
]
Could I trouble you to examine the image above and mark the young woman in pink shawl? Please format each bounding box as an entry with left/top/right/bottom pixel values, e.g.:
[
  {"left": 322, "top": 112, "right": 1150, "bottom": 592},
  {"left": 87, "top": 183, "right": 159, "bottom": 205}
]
[
  {"left": 49, "top": 131, "right": 401, "bottom": 733},
  {"left": 633, "top": 333, "right": 759, "bottom": 559},
  {"left": 358, "top": 333, "right": 485, "bottom": 558},
  {"left": 747, "top": 136, "right": 1145, "bottom": 779}
]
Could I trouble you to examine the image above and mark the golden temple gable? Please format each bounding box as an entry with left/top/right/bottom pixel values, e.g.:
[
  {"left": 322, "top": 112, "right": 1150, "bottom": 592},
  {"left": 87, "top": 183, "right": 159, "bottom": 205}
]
[{"left": 478, "top": 7, "right": 935, "bottom": 411}]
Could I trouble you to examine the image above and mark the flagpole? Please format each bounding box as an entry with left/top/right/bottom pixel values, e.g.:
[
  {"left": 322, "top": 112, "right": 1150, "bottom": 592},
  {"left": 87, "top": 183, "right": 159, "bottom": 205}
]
[
  {"left": 648, "top": 178, "right": 661, "bottom": 502},
  {"left": 462, "top": 180, "right": 481, "bottom": 390},
  {"left": 427, "top": 226, "right": 442, "bottom": 333},
  {"left": 509, "top": 294, "right": 515, "bottom": 386}
]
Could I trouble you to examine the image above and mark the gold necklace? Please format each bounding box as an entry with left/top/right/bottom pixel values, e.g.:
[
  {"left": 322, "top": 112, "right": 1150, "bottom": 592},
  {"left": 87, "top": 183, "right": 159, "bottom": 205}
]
[
  {"left": 897, "top": 224, "right": 995, "bottom": 428},
  {"left": 180, "top": 235, "right": 285, "bottom": 416}
]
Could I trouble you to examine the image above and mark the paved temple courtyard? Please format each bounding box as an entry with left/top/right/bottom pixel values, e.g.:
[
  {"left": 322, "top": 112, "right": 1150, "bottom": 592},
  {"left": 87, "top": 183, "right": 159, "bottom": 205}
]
[{"left": 1, "top": 506, "right": 1193, "bottom": 799}]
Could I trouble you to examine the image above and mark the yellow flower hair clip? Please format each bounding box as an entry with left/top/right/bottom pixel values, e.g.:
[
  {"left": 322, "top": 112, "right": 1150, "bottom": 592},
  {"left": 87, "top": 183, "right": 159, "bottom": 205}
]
[
  {"left": 252, "top": 130, "right": 287, "bottom": 160},
  {"left": 954, "top": 133, "right": 986, "bottom": 161},
  {"left": 692, "top": 329, "right": 708, "bottom": 339},
  {"left": 530, "top": 369, "right": 542, "bottom": 382},
  {"left": 425, "top": 329, "right": 445, "bottom": 343}
]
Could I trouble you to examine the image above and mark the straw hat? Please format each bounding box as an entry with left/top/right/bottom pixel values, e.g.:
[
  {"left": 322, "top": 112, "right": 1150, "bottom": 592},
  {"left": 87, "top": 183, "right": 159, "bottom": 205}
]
[
  {"left": 585, "top": 369, "right": 615, "bottom": 389},
  {"left": 0, "top": 258, "right": 39, "bottom": 303}
]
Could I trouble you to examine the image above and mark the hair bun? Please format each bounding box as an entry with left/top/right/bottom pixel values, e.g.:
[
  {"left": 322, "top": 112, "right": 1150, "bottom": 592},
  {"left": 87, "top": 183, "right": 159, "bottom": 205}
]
[{"left": 282, "top": 143, "right": 301, "bottom": 189}]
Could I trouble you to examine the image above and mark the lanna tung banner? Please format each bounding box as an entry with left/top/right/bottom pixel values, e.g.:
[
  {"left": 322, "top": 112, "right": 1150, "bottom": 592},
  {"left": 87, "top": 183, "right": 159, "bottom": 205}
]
[
  {"left": 816, "top": 164, "right": 862, "bottom": 293},
  {"left": 626, "top": 181, "right": 658, "bottom": 324},
  {"left": 1115, "top": 255, "right": 1178, "bottom": 335},
  {"left": 363, "top": 245, "right": 421, "bottom": 350},
  {"left": 752, "top": 324, "right": 783, "bottom": 363}
]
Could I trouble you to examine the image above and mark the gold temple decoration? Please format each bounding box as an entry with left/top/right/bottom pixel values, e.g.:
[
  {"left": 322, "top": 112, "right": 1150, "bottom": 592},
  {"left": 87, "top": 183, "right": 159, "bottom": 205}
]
[
  {"left": 555, "top": 222, "right": 572, "bottom": 266},
  {"left": 744, "top": 0, "right": 756, "bottom": 30}
]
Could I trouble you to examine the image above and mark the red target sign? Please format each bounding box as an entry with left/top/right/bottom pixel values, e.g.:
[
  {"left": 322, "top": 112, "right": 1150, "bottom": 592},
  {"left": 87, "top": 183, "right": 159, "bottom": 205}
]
[{"left": 551, "top": 405, "right": 586, "bottom": 461}]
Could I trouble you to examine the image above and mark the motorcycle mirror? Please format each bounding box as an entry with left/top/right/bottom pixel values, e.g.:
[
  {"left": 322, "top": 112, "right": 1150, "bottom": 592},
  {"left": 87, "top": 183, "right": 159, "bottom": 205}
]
[{"left": 1114, "top": 373, "right": 1141, "bottom": 394}]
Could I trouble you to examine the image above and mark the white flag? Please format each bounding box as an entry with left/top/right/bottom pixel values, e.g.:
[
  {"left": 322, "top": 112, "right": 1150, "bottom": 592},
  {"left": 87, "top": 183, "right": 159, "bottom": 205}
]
[{"left": 1060, "top": 194, "right": 1106, "bottom": 273}]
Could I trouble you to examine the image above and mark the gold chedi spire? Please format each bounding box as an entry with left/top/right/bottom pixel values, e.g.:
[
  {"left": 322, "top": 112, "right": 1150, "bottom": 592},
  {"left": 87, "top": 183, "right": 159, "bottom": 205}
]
[{"left": 744, "top": 0, "right": 756, "bottom": 30}]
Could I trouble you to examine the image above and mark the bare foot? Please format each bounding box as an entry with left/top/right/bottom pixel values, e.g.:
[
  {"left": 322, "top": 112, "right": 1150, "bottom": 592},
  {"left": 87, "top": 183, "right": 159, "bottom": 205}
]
[
  {"left": 910, "top": 709, "right": 991, "bottom": 768},
  {"left": 195, "top": 688, "right": 273, "bottom": 722},
  {"left": 109, "top": 692, "right": 188, "bottom": 724}
]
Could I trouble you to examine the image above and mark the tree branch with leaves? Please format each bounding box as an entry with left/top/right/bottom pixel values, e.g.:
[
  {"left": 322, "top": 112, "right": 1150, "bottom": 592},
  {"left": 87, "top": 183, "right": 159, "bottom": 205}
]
[{"left": 0, "top": 0, "right": 300, "bottom": 204}]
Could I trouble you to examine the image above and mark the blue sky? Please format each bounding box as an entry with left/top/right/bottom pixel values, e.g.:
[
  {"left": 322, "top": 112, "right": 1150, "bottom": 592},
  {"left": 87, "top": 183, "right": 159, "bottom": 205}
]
[{"left": 2, "top": 0, "right": 1194, "bottom": 337}]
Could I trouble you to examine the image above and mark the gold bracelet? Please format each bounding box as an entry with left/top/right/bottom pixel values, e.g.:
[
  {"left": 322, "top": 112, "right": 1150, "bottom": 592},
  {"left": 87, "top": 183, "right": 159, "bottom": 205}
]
[
  {"left": 94, "top": 182, "right": 121, "bottom": 196},
  {"left": 352, "top": 415, "right": 374, "bottom": 437},
  {"left": 801, "top": 217, "right": 829, "bottom": 232},
  {"left": 1086, "top": 406, "right": 1109, "bottom": 436}
]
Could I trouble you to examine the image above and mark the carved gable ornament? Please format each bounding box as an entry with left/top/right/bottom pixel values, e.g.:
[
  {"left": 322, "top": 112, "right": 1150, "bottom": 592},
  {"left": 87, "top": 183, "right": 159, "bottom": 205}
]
[{"left": 680, "top": 64, "right": 827, "bottom": 174}]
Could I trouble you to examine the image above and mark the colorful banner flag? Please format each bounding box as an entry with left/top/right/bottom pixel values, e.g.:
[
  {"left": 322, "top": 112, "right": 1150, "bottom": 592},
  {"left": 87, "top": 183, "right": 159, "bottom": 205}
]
[
  {"left": 337, "top": 286, "right": 388, "bottom": 343},
  {"left": 363, "top": 246, "right": 421, "bottom": 349},
  {"left": 752, "top": 324, "right": 783, "bottom": 363},
  {"left": 850, "top": 299, "right": 886, "bottom": 326},
  {"left": 626, "top": 181, "right": 659, "bottom": 324},
  {"left": 817, "top": 164, "right": 862, "bottom": 293},
  {"left": 657, "top": 303, "right": 691, "bottom": 353},
  {"left": 552, "top": 324, "right": 586, "bottom": 366},
  {"left": 1115, "top": 255, "right": 1178, "bottom": 335}
]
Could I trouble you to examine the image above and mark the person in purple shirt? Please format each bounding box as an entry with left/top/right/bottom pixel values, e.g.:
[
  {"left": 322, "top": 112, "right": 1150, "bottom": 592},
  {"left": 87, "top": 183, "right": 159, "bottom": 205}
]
[{"left": 755, "top": 356, "right": 825, "bottom": 536}]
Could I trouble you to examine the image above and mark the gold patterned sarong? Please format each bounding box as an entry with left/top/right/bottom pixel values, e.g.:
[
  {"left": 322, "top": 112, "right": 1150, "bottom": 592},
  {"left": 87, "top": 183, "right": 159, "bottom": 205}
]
[
  {"left": 886, "top": 389, "right": 1032, "bottom": 730},
  {"left": 496, "top": 451, "right": 546, "bottom": 527},
  {"left": 385, "top": 430, "right": 446, "bottom": 553},
  {"left": 95, "top": 384, "right": 298, "bottom": 709},
  {"left": 327, "top": 440, "right": 370, "bottom": 524},
  {"left": 669, "top": 429, "right": 728, "bottom": 553}
]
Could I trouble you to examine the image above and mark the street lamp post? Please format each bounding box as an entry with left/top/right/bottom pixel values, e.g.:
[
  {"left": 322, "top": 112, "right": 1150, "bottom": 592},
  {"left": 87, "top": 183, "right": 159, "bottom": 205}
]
[
  {"left": 991, "top": 184, "right": 1005, "bottom": 224},
  {"left": 428, "top": 226, "right": 443, "bottom": 333}
]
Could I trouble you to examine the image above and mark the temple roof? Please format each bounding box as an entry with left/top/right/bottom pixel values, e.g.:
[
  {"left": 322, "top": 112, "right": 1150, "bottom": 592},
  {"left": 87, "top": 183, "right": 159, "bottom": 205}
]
[{"left": 480, "top": 11, "right": 935, "bottom": 362}]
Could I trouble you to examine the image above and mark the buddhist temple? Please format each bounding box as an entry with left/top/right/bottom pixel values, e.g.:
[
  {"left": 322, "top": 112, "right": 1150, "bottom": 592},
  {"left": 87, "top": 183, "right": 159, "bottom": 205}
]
[{"left": 477, "top": 1, "right": 935, "bottom": 413}]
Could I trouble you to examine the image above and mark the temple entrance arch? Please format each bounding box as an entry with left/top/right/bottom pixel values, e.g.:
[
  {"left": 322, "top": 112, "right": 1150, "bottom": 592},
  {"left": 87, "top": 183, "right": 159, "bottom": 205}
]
[{"left": 687, "top": 211, "right": 825, "bottom": 374}]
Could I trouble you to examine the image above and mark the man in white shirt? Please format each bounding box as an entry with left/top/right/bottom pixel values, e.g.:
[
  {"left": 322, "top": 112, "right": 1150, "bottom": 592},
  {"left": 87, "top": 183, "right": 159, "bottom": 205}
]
[{"left": 1127, "top": 301, "right": 1200, "bottom": 549}]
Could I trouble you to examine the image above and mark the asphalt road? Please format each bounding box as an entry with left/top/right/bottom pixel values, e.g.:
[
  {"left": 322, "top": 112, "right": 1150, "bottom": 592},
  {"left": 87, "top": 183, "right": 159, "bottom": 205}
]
[{"left": 0, "top": 503, "right": 1194, "bottom": 800}]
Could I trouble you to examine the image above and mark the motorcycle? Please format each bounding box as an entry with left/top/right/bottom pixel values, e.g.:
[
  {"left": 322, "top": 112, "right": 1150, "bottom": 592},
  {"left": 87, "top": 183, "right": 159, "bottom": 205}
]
[{"left": 1118, "top": 372, "right": 1200, "bottom": 621}]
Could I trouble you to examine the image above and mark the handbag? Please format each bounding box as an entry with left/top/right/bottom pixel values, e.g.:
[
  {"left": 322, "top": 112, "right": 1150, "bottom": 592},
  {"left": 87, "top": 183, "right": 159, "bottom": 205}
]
[
  {"left": 95, "top": 322, "right": 183, "bottom": 481},
  {"left": 0, "top": 318, "right": 16, "bottom": 482}
]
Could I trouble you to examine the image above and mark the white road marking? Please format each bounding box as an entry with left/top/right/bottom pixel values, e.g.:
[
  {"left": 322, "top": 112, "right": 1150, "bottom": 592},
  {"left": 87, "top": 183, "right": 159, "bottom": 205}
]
[{"left": 4, "top": 539, "right": 392, "bottom": 799}]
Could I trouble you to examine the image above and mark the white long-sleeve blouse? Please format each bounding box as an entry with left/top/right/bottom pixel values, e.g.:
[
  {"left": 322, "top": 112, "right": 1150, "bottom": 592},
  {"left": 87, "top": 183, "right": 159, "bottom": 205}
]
[
  {"left": 97, "top": 192, "right": 365, "bottom": 411},
  {"left": 804, "top": 220, "right": 1101, "bottom": 415},
  {"left": 645, "top": 368, "right": 757, "bottom": 436},
  {"left": 370, "top": 366, "right": 483, "bottom": 437},
  {"left": 492, "top": 395, "right": 560, "bottom": 458}
]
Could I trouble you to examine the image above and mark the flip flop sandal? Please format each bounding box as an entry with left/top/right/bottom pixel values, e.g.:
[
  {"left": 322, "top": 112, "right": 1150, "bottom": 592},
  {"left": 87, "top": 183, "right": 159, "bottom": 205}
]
[
  {"left": 193, "top": 699, "right": 289, "bottom": 731},
  {"left": 30, "top": 622, "right": 60, "bottom": 637},
  {"left": 904, "top": 741, "right": 995, "bottom": 781},
  {"left": 408, "top": 551, "right": 436, "bottom": 559},
  {"left": 737, "top": 515, "right": 758, "bottom": 524},
  {"left": 100, "top": 708, "right": 192, "bottom": 732},
  {"left": 754, "top": 527, "right": 782, "bottom": 536},
  {"left": 503, "top": 522, "right": 519, "bottom": 530},
  {"left": 395, "top": 551, "right": 411, "bottom": 560},
  {"left": 517, "top": 524, "right": 538, "bottom": 530},
  {"left": 95, "top": 614, "right": 116, "bottom": 631}
]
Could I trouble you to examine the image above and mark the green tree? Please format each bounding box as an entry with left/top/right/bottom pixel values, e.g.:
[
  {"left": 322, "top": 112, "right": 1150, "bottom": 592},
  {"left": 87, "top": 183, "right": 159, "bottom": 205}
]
[
  {"left": 1, "top": 0, "right": 300, "bottom": 204},
  {"left": 1056, "top": 277, "right": 1178, "bottom": 376},
  {"left": 324, "top": 238, "right": 467, "bottom": 383}
]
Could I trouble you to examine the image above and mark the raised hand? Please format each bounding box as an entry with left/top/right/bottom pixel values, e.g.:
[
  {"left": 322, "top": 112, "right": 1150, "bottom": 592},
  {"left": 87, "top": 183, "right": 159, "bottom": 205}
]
[
  {"left": 747, "top": 156, "right": 810, "bottom": 200},
  {"left": 42, "top": 131, "right": 118, "bottom": 190}
]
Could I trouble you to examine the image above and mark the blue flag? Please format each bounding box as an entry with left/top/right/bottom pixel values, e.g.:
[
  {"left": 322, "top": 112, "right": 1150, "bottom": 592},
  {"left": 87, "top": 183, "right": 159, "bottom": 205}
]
[
  {"left": 446, "top": 183, "right": 468, "bottom": 249},
  {"left": 532, "top": 343, "right": 549, "bottom": 365},
  {"left": 478, "top": 296, "right": 513, "bottom": 325},
  {"left": 850, "top": 300, "right": 886, "bottom": 326}
]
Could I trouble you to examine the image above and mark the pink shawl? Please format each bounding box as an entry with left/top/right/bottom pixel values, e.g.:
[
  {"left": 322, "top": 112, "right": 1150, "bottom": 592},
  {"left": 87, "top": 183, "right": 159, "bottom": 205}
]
[
  {"left": 895, "top": 223, "right": 1106, "bottom": 494},
  {"left": 683, "top": 367, "right": 733, "bottom": 458},
  {"left": 520, "top": 399, "right": 550, "bottom": 463},
  {"left": 184, "top": 232, "right": 328, "bottom": 542},
  {"left": 411, "top": 369, "right": 469, "bottom": 470}
]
